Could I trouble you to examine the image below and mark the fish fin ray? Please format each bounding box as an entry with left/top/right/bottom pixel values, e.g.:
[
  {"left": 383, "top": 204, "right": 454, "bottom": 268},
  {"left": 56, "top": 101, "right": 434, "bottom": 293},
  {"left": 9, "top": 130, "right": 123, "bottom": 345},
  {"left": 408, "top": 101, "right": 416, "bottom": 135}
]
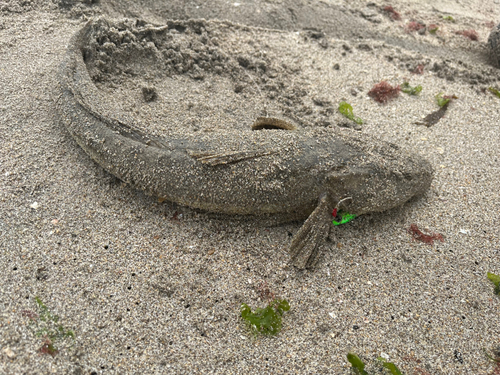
[{"left": 289, "top": 194, "right": 331, "bottom": 269}]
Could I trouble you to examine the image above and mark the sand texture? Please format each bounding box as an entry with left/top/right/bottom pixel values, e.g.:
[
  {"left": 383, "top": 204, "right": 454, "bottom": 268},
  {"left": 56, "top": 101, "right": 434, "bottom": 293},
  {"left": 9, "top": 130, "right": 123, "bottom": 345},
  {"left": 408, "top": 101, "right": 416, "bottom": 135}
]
[{"left": 1, "top": 1, "right": 499, "bottom": 374}]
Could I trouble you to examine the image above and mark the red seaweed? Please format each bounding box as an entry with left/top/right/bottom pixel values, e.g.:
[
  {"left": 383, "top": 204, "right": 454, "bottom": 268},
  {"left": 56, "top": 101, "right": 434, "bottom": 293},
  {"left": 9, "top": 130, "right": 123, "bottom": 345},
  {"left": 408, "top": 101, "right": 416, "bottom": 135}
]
[
  {"left": 256, "top": 281, "right": 275, "bottom": 302},
  {"left": 21, "top": 310, "right": 39, "bottom": 321},
  {"left": 413, "top": 64, "right": 425, "bottom": 74},
  {"left": 455, "top": 29, "right": 479, "bottom": 41},
  {"left": 406, "top": 21, "right": 426, "bottom": 33},
  {"left": 485, "top": 21, "right": 496, "bottom": 29},
  {"left": 383, "top": 6, "right": 401, "bottom": 21},
  {"left": 39, "top": 338, "right": 59, "bottom": 357},
  {"left": 368, "top": 81, "right": 400, "bottom": 103},
  {"left": 408, "top": 224, "right": 444, "bottom": 245}
]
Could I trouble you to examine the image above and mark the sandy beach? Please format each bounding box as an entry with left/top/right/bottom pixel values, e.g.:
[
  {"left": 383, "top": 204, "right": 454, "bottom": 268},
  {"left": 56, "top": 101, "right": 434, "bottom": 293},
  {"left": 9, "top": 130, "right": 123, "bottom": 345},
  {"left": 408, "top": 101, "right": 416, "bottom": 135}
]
[{"left": 1, "top": 1, "right": 499, "bottom": 374}]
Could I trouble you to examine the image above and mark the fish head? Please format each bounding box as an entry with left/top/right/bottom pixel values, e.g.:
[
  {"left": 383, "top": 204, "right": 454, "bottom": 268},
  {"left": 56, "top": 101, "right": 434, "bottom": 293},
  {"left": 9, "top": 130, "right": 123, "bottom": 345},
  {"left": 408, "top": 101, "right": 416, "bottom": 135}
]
[{"left": 325, "top": 142, "right": 434, "bottom": 215}]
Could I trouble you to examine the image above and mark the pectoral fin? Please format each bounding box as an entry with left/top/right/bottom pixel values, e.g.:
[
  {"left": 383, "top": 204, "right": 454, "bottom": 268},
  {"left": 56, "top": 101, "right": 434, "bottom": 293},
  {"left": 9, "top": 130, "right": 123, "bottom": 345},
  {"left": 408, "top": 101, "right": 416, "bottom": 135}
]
[
  {"left": 289, "top": 194, "right": 332, "bottom": 269},
  {"left": 187, "top": 149, "right": 277, "bottom": 166}
]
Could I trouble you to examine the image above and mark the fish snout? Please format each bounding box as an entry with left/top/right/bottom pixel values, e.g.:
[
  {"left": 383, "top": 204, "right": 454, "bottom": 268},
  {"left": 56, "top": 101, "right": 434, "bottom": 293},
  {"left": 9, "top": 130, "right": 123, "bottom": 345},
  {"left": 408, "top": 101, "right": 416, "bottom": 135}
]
[
  {"left": 394, "top": 154, "right": 434, "bottom": 198},
  {"left": 372, "top": 153, "right": 434, "bottom": 213}
]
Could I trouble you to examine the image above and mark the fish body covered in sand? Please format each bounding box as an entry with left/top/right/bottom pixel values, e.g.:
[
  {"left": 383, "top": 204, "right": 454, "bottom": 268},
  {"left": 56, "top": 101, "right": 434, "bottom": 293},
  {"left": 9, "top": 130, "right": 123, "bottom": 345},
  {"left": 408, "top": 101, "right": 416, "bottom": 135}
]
[{"left": 57, "top": 19, "right": 434, "bottom": 269}]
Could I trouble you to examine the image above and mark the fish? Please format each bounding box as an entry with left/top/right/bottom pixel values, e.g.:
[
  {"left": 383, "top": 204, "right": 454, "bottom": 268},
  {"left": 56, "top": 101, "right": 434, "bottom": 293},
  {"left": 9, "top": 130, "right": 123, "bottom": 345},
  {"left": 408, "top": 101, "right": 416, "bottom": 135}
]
[{"left": 57, "top": 19, "right": 434, "bottom": 269}]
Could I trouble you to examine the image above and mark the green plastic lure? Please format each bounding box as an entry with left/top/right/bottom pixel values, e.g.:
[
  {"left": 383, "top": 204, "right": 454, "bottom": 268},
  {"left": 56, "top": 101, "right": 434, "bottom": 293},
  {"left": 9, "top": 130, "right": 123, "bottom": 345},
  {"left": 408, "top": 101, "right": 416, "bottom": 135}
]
[{"left": 332, "top": 211, "right": 356, "bottom": 226}]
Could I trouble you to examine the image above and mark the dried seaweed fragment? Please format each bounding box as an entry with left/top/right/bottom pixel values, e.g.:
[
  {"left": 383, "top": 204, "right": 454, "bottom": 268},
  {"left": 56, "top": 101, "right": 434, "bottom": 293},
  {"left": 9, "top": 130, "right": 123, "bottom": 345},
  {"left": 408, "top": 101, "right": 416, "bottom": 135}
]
[
  {"left": 484, "top": 347, "right": 500, "bottom": 366},
  {"left": 338, "top": 101, "right": 363, "bottom": 124},
  {"left": 256, "top": 281, "right": 275, "bottom": 302},
  {"left": 415, "top": 104, "right": 448, "bottom": 127},
  {"left": 241, "top": 299, "right": 290, "bottom": 336},
  {"left": 408, "top": 224, "right": 444, "bottom": 245},
  {"left": 487, "top": 272, "right": 500, "bottom": 295},
  {"left": 368, "top": 81, "right": 400, "bottom": 103},
  {"left": 414, "top": 92, "right": 458, "bottom": 126}
]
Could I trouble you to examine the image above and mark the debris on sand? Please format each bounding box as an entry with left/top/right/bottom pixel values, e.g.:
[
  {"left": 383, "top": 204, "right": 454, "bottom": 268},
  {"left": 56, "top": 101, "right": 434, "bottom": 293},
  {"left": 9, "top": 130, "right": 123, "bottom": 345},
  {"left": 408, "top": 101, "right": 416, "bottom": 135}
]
[
  {"left": 382, "top": 6, "right": 401, "bottom": 21},
  {"left": 368, "top": 81, "right": 400, "bottom": 103},
  {"left": 436, "top": 92, "right": 458, "bottom": 107},
  {"left": 412, "top": 64, "right": 425, "bottom": 74},
  {"left": 487, "top": 272, "right": 500, "bottom": 295},
  {"left": 488, "top": 87, "right": 500, "bottom": 98},
  {"left": 428, "top": 24, "right": 439, "bottom": 34},
  {"left": 415, "top": 93, "right": 457, "bottom": 127},
  {"left": 401, "top": 82, "right": 422, "bottom": 95},
  {"left": 406, "top": 21, "right": 426, "bottom": 34},
  {"left": 415, "top": 105, "right": 449, "bottom": 127},
  {"left": 455, "top": 29, "right": 479, "bottom": 41},
  {"left": 241, "top": 299, "right": 290, "bottom": 336},
  {"left": 338, "top": 101, "right": 363, "bottom": 124},
  {"left": 408, "top": 224, "right": 444, "bottom": 245}
]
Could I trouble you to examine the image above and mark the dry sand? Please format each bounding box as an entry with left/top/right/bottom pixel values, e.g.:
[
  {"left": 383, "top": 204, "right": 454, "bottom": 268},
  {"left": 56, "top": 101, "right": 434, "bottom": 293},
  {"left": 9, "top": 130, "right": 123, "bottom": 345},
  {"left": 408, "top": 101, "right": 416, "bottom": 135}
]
[{"left": 1, "top": 1, "right": 499, "bottom": 374}]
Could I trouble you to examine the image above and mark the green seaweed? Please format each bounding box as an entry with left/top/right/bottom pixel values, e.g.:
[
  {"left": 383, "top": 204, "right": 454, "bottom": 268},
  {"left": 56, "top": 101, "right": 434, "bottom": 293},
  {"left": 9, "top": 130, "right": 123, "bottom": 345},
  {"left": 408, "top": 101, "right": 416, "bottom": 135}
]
[
  {"left": 241, "top": 299, "right": 290, "bottom": 336},
  {"left": 484, "top": 348, "right": 500, "bottom": 363},
  {"left": 339, "top": 101, "right": 363, "bottom": 125},
  {"left": 347, "top": 353, "right": 369, "bottom": 375},
  {"left": 348, "top": 353, "right": 406, "bottom": 375},
  {"left": 26, "top": 297, "right": 75, "bottom": 356},
  {"left": 401, "top": 82, "right": 422, "bottom": 95},
  {"left": 428, "top": 26, "right": 439, "bottom": 34},
  {"left": 377, "top": 357, "right": 404, "bottom": 375},
  {"left": 35, "top": 296, "right": 59, "bottom": 323},
  {"left": 487, "top": 272, "right": 500, "bottom": 295},
  {"left": 442, "top": 15, "right": 455, "bottom": 22},
  {"left": 488, "top": 87, "right": 500, "bottom": 98},
  {"left": 435, "top": 92, "right": 450, "bottom": 108}
]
